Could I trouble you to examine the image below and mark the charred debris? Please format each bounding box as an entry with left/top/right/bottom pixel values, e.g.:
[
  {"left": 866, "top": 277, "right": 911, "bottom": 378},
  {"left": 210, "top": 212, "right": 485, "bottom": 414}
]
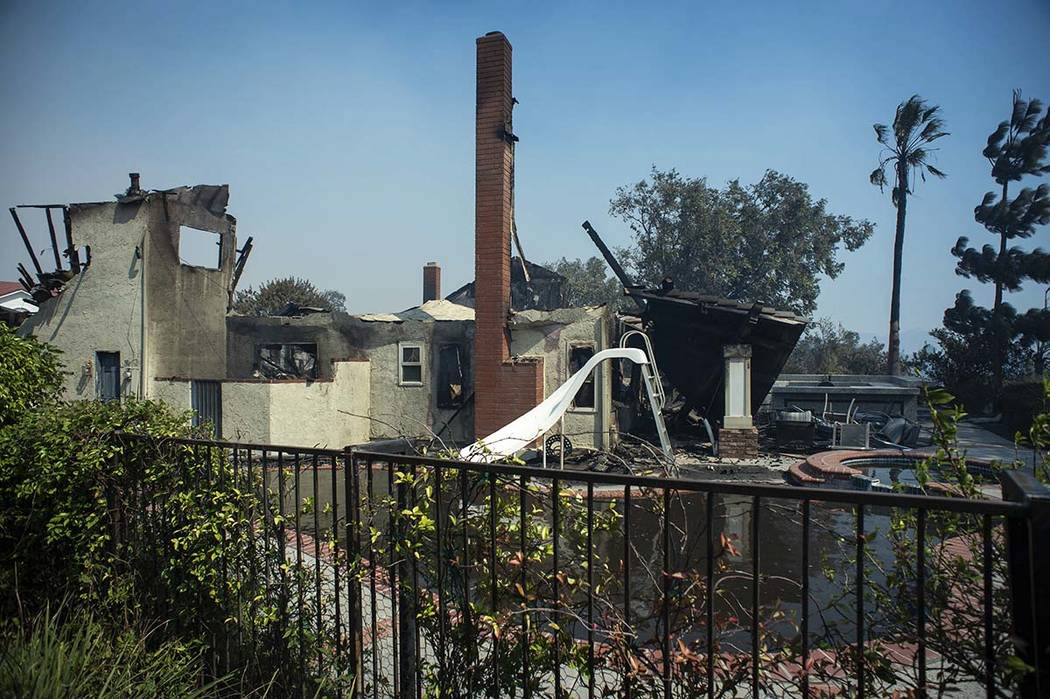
[{"left": 580, "top": 220, "right": 808, "bottom": 446}]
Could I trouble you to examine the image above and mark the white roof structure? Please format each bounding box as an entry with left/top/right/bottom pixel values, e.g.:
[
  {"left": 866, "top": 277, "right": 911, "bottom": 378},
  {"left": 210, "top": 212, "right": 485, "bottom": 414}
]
[{"left": 358, "top": 299, "right": 475, "bottom": 323}]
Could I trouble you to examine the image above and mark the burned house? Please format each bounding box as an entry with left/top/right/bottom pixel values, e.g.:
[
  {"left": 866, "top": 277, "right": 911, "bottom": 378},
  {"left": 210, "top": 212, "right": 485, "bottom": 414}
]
[
  {"left": 12, "top": 42, "right": 616, "bottom": 451},
  {"left": 12, "top": 30, "right": 803, "bottom": 460}
]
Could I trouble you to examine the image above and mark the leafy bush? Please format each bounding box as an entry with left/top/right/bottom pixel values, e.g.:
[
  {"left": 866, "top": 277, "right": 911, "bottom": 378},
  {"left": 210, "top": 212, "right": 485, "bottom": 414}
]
[
  {"left": 0, "top": 329, "right": 321, "bottom": 694},
  {"left": 0, "top": 398, "right": 204, "bottom": 616},
  {"left": 0, "top": 399, "right": 300, "bottom": 692},
  {"left": 0, "top": 323, "right": 62, "bottom": 426},
  {"left": 0, "top": 606, "right": 217, "bottom": 699}
]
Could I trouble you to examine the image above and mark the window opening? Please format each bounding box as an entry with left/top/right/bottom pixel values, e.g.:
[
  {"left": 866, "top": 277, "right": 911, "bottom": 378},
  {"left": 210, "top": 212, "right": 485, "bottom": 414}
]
[
  {"left": 179, "top": 225, "right": 221, "bottom": 269},
  {"left": 570, "top": 344, "right": 596, "bottom": 409},
  {"left": 191, "top": 380, "right": 222, "bottom": 438},
  {"left": 437, "top": 344, "right": 465, "bottom": 408},
  {"left": 255, "top": 343, "right": 318, "bottom": 379}
]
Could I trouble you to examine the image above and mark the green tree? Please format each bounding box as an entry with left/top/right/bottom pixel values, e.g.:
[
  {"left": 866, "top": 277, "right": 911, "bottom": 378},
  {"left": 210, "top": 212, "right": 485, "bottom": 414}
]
[
  {"left": 870, "top": 95, "right": 949, "bottom": 376},
  {"left": 232, "top": 276, "right": 347, "bottom": 316},
  {"left": 783, "top": 317, "right": 887, "bottom": 375},
  {"left": 545, "top": 256, "right": 624, "bottom": 309},
  {"left": 609, "top": 168, "right": 873, "bottom": 316},
  {"left": 950, "top": 90, "right": 1050, "bottom": 390}
]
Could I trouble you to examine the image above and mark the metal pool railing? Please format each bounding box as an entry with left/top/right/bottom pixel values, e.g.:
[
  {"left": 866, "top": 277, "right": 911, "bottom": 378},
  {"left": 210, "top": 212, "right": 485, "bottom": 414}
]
[{"left": 117, "top": 434, "right": 1049, "bottom": 698}]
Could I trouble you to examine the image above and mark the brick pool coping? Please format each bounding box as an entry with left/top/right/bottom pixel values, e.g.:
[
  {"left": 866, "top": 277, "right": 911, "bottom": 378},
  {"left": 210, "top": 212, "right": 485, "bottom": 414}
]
[{"left": 788, "top": 449, "right": 996, "bottom": 490}]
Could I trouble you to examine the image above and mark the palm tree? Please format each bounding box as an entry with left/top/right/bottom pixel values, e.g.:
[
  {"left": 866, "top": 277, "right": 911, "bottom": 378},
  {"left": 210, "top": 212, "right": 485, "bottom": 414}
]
[{"left": 870, "top": 95, "right": 949, "bottom": 375}]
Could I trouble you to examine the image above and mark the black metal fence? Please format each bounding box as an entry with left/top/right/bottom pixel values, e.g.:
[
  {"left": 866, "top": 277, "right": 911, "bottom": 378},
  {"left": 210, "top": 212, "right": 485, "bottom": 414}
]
[{"left": 117, "top": 434, "right": 1049, "bottom": 698}]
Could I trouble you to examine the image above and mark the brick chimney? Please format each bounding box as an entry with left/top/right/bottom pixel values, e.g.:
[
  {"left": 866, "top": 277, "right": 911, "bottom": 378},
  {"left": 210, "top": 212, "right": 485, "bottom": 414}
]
[
  {"left": 423, "top": 262, "right": 441, "bottom": 303},
  {"left": 473, "top": 31, "right": 543, "bottom": 438}
]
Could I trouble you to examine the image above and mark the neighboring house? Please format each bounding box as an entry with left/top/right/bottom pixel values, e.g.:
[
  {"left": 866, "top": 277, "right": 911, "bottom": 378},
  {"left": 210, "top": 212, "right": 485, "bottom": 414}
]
[{"left": 0, "top": 281, "right": 37, "bottom": 327}]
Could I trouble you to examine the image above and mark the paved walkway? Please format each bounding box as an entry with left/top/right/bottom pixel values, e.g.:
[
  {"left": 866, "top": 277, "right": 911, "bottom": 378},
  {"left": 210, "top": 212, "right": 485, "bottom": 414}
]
[{"left": 915, "top": 420, "right": 1042, "bottom": 473}]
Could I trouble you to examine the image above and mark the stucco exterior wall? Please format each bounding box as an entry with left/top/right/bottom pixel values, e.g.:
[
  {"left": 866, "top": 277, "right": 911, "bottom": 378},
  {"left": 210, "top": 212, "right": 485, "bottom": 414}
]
[
  {"left": 19, "top": 185, "right": 236, "bottom": 401},
  {"left": 19, "top": 201, "right": 153, "bottom": 399},
  {"left": 154, "top": 360, "right": 370, "bottom": 448},
  {"left": 267, "top": 360, "right": 370, "bottom": 447},
  {"left": 227, "top": 313, "right": 475, "bottom": 445},
  {"left": 221, "top": 381, "right": 271, "bottom": 443},
  {"left": 509, "top": 306, "right": 613, "bottom": 451}
]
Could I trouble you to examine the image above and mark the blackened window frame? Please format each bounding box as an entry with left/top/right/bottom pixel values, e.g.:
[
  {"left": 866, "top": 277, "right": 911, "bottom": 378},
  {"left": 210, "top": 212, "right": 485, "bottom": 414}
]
[
  {"left": 569, "top": 343, "right": 596, "bottom": 410},
  {"left": 436, "top": 343, "right": 466, "bottom": 408},
  {"left": 255, "top": 342, "right": 319, "bottom": 380}
]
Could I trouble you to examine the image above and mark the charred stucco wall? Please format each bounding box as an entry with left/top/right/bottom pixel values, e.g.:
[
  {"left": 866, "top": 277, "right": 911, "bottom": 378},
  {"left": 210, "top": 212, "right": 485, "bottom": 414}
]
[
  {"left": 508, "top": 306, "right": 614, "bottom": 451},
  {"left": 18, "top": 186, "right": 235, "bottom": 400},
  {"left": 145, "top": 186, "right": 236, "bottom": 381},
  {"left": 227, "top": 313, "right": 475, "bottom": 444},
  {"left": 153, "top": 360, "right": 370, "bottom": 448}
]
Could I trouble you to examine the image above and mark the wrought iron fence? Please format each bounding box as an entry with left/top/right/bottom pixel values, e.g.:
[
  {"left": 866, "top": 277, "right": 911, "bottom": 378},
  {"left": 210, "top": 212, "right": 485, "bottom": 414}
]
[{"left": 114, "top": 433, "right": 1049, "bottom": 698}]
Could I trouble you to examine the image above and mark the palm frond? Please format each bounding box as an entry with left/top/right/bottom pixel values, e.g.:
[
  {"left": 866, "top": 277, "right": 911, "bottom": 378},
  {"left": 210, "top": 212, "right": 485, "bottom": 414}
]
[
  {"left": 907, "top": 148, "right": 928, "bottom": 167},
  {"left": 894, "top": 95, "right": 925, "bottom": 144},
  {"left": 870, "top": 166, "right": 887, "bottom": 190},
  {"left": 926, "top": 164, "right": 947, "bottom": 179},
  {"left": 1011, "top": 90, "right": 1027, "bottom": 129},
  {"left": 873, "top": 123, "right": 889, "bottom": 145},
  {"left": 919, "top": 118, "right": 946, "bottom": 141}
]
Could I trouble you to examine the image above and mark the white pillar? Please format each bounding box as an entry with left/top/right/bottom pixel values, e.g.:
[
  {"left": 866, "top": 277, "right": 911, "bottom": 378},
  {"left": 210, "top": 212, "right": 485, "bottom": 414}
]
[{"left": 723, "top": 344, "right": 753, "bottom": 429}]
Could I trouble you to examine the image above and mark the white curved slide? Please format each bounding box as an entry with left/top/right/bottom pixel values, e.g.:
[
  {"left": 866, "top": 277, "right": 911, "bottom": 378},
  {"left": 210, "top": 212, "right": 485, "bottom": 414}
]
[{"left": 460, "top": 347, "right": 674, "bottom": 463}]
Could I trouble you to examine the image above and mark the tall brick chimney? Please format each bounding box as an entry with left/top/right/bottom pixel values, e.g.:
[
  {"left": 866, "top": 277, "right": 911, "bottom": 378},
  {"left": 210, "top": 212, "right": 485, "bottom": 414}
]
[
  {"left": 473, "top": 31, "right": 543, "bottom": 438},
  {"left": 422, "top": 262, "right": 441, "bottom": 303}
]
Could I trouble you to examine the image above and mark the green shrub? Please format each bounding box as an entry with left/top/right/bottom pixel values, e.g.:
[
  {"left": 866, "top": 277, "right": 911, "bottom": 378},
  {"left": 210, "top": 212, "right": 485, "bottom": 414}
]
[
  {"left": 0, "top": 606, "right": 219, "bottom": 699},
  {"left": 0, "top": 398, "right": 210, "bottom": 617},
  {"left": 0, "top": 324, "right": 62, "bottom": 426}
]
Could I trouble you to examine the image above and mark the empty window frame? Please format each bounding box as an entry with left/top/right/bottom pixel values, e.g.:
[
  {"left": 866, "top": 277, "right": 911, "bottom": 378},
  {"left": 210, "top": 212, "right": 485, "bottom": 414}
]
[
  {"left": 178, "top": 225, "right": 222, "bottom": 269},
  {"left": 399, "top": 342, "right": 424, "bottom": 386},
  {"left": 437, "top": 344, "right": 465, "bottom": 408},
  {"left": 256, "top": 343, "right": 318, "bottom": 379},
  {"left": 569, "top": 344, "right": 596, "bottom": 409}
]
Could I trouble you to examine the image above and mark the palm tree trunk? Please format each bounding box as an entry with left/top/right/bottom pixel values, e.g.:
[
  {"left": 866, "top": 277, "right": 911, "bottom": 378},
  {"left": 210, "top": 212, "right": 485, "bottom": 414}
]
[{"left": 888, "top": 165, "right": 908, "bottom": 376}]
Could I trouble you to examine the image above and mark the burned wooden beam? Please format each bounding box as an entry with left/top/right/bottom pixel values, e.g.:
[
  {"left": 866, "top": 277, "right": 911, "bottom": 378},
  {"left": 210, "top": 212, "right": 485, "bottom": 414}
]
[
  {"left": 10, "top": 207, "right": 43, "bottom": 277},
  {"left": 581, "top": 219, "right": 646, "bottom": 312},
  {"left": 17, "top": 263, "right": 34, "bottom": 289},
  {"left": 45, "top": 208, "right": 62, "bottom": 271},
  {"left": 229, "top": 236, "right": 253, "bottom": 304},
  {"left": 581, "top": 220, "right": 634, "bottom": 290},
  {"left": 63, "top": 207, "right": 80, "bottom": 273}
]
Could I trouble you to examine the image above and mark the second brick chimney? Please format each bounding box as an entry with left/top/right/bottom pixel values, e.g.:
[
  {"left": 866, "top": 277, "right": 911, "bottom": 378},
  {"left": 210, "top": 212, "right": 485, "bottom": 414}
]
[
  {"left": 473, "top": 31, "right": 544, "bottom": 438},
  {"left": 423, "top": 262, "right": 441, "bottom": 303}
]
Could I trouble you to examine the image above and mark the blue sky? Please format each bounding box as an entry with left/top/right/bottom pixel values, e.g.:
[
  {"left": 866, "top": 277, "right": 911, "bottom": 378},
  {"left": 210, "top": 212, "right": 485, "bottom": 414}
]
[{"left": 2, "top": 1, "right": 1048, "bottom": 352}]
